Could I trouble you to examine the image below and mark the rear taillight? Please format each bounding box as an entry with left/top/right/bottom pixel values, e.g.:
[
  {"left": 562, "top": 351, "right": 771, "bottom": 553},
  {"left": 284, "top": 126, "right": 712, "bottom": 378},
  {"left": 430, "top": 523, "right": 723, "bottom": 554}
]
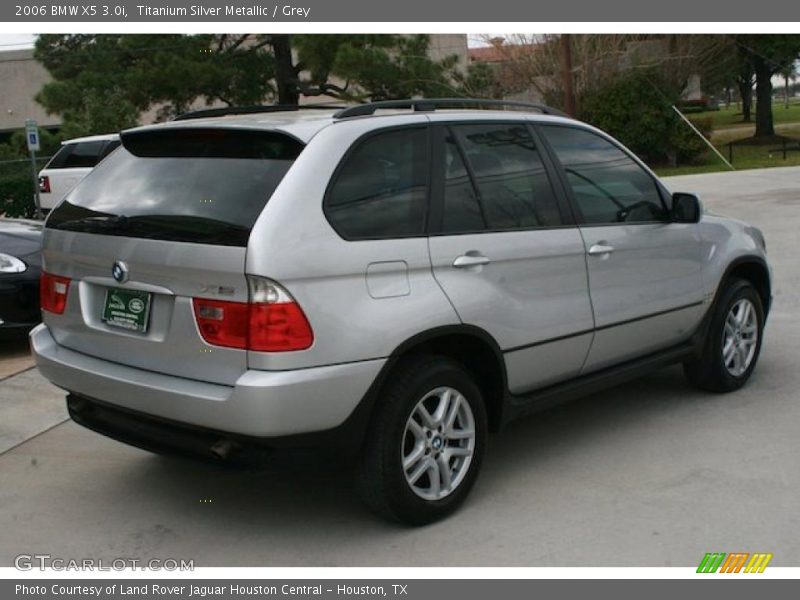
[
  {"left": 40, "top": 272, "right": 71, "bottom": 314},
  {"left": 39, "top": 176, "right": 50, "bottom": 193},
  {"left": 192, "top": 298, "right": 249, "bottom": 349},
  {"left": 192, "top": 277, "right": 313, "bottom": 352}
]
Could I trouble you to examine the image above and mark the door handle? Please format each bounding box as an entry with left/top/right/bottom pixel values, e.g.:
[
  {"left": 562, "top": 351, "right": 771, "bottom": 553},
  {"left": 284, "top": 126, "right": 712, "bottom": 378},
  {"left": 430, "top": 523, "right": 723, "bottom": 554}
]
[
  {"left": 588, "top": 243, "right": 614, "bottom": 256},
  {"left": 453, "top": 254, "right": 491, "bottom": 268}
]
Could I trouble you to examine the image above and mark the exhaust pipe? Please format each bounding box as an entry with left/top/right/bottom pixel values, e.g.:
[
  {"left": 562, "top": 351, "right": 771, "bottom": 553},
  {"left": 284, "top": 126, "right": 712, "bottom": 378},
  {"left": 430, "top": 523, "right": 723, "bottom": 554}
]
[{"left": 209, "top": 438, "right": 242, "bottom": 461}]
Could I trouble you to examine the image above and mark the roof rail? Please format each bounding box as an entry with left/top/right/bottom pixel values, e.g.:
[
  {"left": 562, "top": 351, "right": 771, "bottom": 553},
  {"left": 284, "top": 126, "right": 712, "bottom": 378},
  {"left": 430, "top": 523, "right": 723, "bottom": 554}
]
[
  {"left": 172, "top": 104, "right": 347, "bottom": 122},
  {"left": 333, "top": 98, "right": 569, "bottom": 119}
]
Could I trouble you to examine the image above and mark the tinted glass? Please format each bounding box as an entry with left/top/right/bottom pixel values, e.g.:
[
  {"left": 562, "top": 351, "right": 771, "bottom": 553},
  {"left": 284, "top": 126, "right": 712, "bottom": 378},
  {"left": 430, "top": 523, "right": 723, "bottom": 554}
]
[
  {"left": 541, "top": 126, "right": 667, "bottom": 224},
  {"left": 442, "top": 133, "right": 485, "bottom": 233},
  {"left": 99, "top": 139, "right": 121, "bottom": 160},
  {"left": 62, "top": 141, "right": 106, "bottom": 168},
  {"left": 47, "top": 130, "right": 303, "bottom": 247},
  {"left": 44, "top": 144, "right": 74, "bottom": 169},
  {"left": 326, "top": 128, "right": 428, "bottom": 239},
  {"left": 451, "top": 123, "right": 562, "bottom": 231}
]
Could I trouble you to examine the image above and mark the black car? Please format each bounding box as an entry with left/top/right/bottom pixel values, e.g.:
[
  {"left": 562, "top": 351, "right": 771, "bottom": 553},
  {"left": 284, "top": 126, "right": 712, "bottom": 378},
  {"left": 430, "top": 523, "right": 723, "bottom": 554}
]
[{"left": 0, "top": 218, "right": 42, "bottom": 338}]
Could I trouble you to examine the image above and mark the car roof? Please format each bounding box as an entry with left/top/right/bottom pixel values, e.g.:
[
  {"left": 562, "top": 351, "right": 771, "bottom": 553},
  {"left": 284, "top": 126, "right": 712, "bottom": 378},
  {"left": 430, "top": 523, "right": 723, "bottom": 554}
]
[
  {"left": 124, "top": 111, "right": 341, "bottom": 144},
  {"left": 62, "top": 133, "right": 120, "bottom": 145},
  {"left": 123, "top": 108, "right": 581, "bottom": 144}
]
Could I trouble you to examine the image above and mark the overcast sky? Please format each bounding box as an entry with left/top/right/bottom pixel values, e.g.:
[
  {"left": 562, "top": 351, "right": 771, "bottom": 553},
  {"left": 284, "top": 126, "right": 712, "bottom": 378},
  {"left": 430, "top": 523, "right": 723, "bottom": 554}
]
[{"left": 0, "top": 34, "right": 36, "bottom": 49}]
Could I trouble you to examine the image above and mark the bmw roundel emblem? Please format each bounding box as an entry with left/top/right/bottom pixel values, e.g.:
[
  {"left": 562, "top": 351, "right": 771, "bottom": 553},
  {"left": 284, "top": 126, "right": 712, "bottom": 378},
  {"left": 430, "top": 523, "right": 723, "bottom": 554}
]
[{"left": 112, "top": 260, "right": 129, "bottom": 284}]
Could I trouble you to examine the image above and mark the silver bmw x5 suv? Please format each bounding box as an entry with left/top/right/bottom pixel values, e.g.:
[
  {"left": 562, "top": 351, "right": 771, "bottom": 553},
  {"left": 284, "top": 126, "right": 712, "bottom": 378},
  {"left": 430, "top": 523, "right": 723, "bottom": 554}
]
[{"left": 31, "top": 99, "right": 771, "bottom": 524}]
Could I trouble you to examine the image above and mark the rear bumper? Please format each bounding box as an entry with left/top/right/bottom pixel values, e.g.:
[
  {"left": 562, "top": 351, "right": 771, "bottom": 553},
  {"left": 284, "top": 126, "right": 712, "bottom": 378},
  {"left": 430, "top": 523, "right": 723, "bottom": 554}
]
[{"left": 30, "top": 323, "right": 385, "bottom": 438}]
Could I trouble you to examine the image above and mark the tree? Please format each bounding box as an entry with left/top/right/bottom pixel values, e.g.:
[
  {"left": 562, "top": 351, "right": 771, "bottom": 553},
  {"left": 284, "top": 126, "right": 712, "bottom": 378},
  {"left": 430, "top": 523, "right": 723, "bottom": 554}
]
[
  {"left": 34, "top": 34, "right": 277, "bottom": 134},
  {"left": 581, "top": 68, "right": 709, "bottom": 167},
  {"left": 477, "top": 34, "right": 637, "bottom": 108},
  {"left": 34, "top": 34, "right": 478, "bottom": 136},
  {"left": 734, "top": 35, "right": 800, "bottom": 137},
  {"left": 478, "top": 34, "right": 730, "bottom": 115},
  {"left": 737, "top": 59, "right": 755, "bottom": 122},
  {"left": 779, "top": 62, "right": 798, "bottom": 109},
  {"left": 283, "top": 34, "right": 469, "bottom": 100}
]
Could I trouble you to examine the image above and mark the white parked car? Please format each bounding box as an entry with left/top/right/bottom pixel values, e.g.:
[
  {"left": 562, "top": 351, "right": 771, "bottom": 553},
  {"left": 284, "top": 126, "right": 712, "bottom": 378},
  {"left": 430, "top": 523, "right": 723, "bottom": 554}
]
[{"left": 38, "top": 134, "right": 120, "bottom": 211}]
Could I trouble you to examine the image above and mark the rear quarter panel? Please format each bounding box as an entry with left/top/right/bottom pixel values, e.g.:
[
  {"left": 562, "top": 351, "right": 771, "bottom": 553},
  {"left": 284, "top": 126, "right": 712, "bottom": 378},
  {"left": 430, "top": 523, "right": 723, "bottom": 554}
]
[{"left": 246, "top": 115, "right": 461, "bottom": 371}]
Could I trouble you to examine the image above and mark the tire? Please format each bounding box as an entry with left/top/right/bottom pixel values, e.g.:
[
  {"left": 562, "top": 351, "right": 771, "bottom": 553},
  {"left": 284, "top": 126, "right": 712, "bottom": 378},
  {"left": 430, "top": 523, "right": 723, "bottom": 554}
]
[
  {"left": 684, "top": 278, "right": 764, "bottom": 393},
  {"left": 356, "top": 355, "right": 488, "bottom": 525}
]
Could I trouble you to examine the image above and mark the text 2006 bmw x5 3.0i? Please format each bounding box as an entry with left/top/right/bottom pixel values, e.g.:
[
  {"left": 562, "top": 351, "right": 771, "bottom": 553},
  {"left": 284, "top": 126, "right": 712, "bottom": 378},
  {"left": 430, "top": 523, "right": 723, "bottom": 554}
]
[{"left": 31, "top": 99, "right": 771, "bottom": 525}]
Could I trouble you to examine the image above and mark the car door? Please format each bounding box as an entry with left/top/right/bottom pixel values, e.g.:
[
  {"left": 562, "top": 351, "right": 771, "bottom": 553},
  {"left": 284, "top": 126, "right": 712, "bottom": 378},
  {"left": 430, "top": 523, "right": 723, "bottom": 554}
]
[
  {"left": 427, "top": 120, "right": 595, "bottom": 394},
  {"left": 538, "top": 124, "right": 705, "bottom": 373}
]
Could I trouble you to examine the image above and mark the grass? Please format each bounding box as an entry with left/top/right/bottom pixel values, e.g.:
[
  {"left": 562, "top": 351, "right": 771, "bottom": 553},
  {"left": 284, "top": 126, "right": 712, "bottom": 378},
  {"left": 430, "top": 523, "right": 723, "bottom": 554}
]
[
  {"left": 688, "top": 99, "right": 800, "bottom": 131},
  {"left": 652, "top": 99, "right": 800, "bottom": 177},
  {"left": 654, "top": 149, "right": 800, "bottom": 177}
]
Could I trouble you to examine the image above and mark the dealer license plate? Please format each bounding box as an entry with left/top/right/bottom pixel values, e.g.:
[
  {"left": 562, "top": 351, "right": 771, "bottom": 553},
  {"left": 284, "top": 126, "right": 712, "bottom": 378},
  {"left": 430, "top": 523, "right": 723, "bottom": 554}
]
[{"left": 102, "top": 287, "right": 152, "bottom": 333}]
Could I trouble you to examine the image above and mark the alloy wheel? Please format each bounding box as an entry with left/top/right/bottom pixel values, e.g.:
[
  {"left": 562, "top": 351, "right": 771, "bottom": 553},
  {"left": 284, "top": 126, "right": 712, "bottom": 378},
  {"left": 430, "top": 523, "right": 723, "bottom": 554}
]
[
  {"left": 721, "top": 298, "right": 759, "bottom": 377},
  {"left": 401, "top": 386, "right": 476, "bottom": 501}
]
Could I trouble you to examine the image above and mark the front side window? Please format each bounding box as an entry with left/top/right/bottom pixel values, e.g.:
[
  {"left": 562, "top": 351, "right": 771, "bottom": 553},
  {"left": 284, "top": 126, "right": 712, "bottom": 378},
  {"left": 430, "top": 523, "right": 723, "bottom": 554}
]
[
  {"left": 325, "top": 127, "right": 428, "bottom": 239},
  {"left": 444, "top": 123, "right": 563, "bottom": 233},
  {"left": 540, "top": 125, "right": 667, "bottom": 225}
]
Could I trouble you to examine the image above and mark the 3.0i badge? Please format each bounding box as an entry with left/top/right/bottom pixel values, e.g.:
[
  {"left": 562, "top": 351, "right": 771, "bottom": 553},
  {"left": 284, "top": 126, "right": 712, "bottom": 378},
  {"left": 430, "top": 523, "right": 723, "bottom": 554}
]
[{"left": 112, "top": 260, "right": 129, "bottom": 284}]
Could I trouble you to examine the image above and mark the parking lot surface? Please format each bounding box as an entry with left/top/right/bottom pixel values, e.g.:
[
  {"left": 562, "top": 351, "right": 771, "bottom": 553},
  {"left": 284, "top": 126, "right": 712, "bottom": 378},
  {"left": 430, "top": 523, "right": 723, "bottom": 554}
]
[{"left": 1, "top": 166, "right": 798, "bottom": 567}]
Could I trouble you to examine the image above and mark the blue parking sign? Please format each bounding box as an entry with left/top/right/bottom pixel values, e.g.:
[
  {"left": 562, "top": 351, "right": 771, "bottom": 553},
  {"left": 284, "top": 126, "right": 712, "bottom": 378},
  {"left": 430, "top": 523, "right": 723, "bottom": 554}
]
[{"left": 25, "top": 119, "right": 40, "bottom": 152}]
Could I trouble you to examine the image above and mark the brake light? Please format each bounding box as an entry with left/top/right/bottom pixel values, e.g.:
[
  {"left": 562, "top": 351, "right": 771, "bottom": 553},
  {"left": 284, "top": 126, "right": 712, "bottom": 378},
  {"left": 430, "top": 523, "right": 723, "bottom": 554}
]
[
  {"left": 248, "top": 302, "right": 314, "bottom": 351},
  {"left": 39, "top": 176, "right": 50, "bottom": 193},
  {"left": 192, "top": 277, "right": 313, "bottom": 352},
  {"left": 40, "top": 272, "right": 71, "bottom": 314},
  {"left": 192, "top": 298, "right": 249, "bottom": 349}
]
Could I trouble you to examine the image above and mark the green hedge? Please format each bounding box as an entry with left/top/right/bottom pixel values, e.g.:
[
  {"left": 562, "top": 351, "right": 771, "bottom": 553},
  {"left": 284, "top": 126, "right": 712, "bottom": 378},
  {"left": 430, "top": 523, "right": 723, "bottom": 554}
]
[
  {"left": 0, "top": 174, "right": 36, "bottom": 218},
  {"left": 0, "top": 128, "right": 57, "bottom": 218},
  {"left": 0, "top": 158, "right": 48, "bottom": 218}
]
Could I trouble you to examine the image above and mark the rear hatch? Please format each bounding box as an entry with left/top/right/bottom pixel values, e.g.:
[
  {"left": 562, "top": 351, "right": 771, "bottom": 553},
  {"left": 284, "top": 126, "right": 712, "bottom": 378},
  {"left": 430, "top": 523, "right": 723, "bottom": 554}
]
[{"left": 42, "top": 127, "right": 304, "bottom": 385}]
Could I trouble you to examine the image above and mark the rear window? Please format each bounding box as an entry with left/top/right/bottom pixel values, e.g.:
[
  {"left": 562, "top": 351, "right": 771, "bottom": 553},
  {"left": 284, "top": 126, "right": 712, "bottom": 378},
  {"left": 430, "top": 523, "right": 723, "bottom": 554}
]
[{"left": 47, "top": 129, "right": 304, "bottom": 247}]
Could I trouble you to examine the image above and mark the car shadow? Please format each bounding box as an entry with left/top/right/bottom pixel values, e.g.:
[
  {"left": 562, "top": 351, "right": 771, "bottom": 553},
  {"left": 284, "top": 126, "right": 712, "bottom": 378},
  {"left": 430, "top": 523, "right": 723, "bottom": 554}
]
[
  {"left": 107, "top": 365, "right": 726, "bottom": 532},
  {"left": 18, "top": 360, "right": 774, "bottom": 567}
]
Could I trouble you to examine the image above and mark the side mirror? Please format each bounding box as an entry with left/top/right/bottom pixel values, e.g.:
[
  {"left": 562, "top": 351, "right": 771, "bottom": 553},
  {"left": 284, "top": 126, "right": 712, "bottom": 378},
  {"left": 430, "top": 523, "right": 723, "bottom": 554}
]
[{"left": 671, "top": 193, "right": 702, "bottom": 223}]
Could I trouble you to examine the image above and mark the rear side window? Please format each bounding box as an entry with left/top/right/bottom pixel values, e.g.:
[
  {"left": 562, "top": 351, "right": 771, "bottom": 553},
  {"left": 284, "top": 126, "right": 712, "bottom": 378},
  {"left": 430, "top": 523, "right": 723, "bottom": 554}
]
[
  {"left": 325, "top": 127, "right": 428, "bottom": 240},
  {"left": 99, "top": 139, "right": 121, "bottom": 160},
  {"left": 540, "top": 125, "right": 667, "bottom": 225},
  {"left": 63, "top": 141, "right": 105, "bottom": 168},
  {"left": 47, "top": 129, "right": 304, "bottom": 247},
  {"left": 442, "top": 133, "right": 484, "bottom": 233},
  {"left": 444, "top": 123, "right": 563, "bottom": 232},
  {"left": 45, "top": 141, "right": 110, "bottom": 170},
  {"left": 44, "top": 144, "right": 74, "bottom": 169}
]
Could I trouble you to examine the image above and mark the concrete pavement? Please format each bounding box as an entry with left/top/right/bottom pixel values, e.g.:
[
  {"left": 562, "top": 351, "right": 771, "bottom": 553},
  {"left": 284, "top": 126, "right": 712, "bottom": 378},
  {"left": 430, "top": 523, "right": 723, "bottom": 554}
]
[
  {"left": 1, "top": 166, "right": 799, "bottom": 567},
  {"left": 0, "top": 337, "right": 33, "bottom": 380}
]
